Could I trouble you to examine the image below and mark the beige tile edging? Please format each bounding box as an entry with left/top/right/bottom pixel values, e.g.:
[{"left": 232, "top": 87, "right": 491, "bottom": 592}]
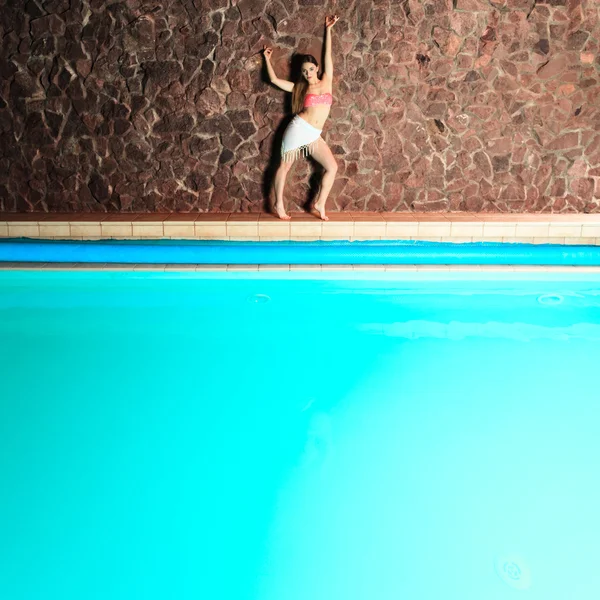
[{"left": 2, "top": 212, "right": 600, "bottom": 245}]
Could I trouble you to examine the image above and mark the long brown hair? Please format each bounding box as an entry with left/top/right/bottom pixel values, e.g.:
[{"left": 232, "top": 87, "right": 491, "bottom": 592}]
[{"left": 291, "top": 54, "right": 319, "bottom": 114}]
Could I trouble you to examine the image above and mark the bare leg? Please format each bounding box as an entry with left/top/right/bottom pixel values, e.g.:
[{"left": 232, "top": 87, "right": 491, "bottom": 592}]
[
  {"left": 309, "top": 139, "right": 338, "bottom": 221},
  {"left": 273, "top": 160, "right": 293, "bottom": 220}
]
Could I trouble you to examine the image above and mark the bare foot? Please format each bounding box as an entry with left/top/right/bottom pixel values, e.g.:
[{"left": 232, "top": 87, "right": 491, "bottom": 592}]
[
  {"left": 275, "top": 204, "right": 291, "bottom": 220},
  {"left": 311, "top": 202, "right": 329, "bottom": 221}
]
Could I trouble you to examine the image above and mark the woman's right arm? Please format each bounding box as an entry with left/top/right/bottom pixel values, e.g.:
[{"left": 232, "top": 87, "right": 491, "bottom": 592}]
[{"left": 263, "top": 46, "right": 294, "bottom": 92}]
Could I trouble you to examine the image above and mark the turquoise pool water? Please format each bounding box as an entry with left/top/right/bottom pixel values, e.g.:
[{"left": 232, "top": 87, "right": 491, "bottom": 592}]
[{"left": 1, "top": 271, "right": 600, "bottom": 600}]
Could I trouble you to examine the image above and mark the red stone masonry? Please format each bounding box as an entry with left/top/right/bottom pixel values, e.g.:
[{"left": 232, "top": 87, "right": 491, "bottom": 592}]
[{"left": 0, "top": 0, "right": 599, "bottom": 214}]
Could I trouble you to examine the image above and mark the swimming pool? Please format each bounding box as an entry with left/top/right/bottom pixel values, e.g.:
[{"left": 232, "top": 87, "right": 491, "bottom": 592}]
[{"left": 1, "top": 270, "right": 600, "bottom": 599}]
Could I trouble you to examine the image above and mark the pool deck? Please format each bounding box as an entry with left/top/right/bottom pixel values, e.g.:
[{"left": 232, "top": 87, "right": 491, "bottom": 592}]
[
  {"left": 2, "top": 212, "right": 600, "bottom": 271},
  {"left": 2, "top": 211, "right": 600, "bottom": 244}
]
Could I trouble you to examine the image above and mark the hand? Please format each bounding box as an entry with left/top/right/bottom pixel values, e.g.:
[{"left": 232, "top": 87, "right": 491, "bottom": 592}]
[
  {"left": 263, "top": 45, "right": 273, "bottom": 60},
  {"left": 325, "top": 15, "right": 339, "bottom": 29}
]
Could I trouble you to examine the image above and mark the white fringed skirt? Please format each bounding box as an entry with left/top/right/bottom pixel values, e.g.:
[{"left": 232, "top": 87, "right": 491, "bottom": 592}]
[{"left": 281, "top": 115, "right": 322, "bottom": 162}]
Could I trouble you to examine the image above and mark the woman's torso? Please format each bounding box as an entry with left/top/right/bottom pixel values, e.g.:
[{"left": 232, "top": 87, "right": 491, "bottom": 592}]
[{"left": 298, "top": 83, "right": 332, "bottom": 129}]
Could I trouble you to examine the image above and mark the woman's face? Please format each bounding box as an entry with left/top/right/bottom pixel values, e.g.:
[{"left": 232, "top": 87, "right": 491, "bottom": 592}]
[{"left": 302, "top": 62, "right": 318, "bottom": 83}]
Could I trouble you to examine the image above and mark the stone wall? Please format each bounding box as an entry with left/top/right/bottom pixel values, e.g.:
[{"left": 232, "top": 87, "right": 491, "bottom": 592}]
[{"left": 0, "top": 0, "right": 599, "bottom": 213}]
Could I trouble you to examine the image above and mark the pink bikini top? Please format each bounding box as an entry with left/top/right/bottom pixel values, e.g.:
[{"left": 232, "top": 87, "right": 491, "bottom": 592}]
[{"left": 303, "top": 92, "right": 333, "bottom": 108}]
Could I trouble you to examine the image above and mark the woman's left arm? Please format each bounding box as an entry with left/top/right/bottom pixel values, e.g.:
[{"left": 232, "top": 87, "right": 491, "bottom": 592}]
[{"left": 323, "top": 15, "right": 339, "bottom": 80}]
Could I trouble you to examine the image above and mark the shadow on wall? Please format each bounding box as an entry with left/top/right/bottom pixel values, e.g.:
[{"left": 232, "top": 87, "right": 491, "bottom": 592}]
[{"left": 0, "top": 0, "right": 599, "bottom": 214}]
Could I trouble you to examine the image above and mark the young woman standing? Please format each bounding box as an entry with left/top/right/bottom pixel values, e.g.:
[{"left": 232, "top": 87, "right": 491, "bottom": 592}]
[{"left": 263, "top": 15, "right": 339, "bottom": 220}]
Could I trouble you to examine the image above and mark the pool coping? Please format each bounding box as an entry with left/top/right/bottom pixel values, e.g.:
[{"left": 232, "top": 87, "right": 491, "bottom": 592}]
[
  {"left": 2, "top": 263, "right": 600, "bottom": 273},
  {"left": 2, "top": 212, "right": 600, "bottom": 245}
]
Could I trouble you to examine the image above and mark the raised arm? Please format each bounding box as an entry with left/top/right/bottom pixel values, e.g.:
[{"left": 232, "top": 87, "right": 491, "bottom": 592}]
[
  {"left": 323, "top": 15, "right": 339, "bottom": 80},
  {"left": 263, "top": 46, "right": 294, "bottom": 92}
]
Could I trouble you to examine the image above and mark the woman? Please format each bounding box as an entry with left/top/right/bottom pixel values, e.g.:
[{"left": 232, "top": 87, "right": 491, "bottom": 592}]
[{"left": 263, "top": 14, "right": 339, "bottom": 221}]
